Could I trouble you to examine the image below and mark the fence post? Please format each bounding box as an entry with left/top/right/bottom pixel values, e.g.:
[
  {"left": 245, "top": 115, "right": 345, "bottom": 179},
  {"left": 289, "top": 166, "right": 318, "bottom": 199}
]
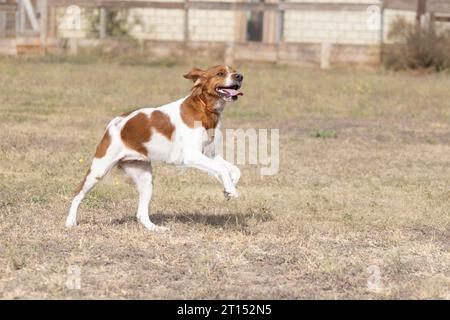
[
  {"left": 276, "top": 0, "right": 284, "bottom": 43},
  {"left": 38, "top": 0, "right": 48, "bottom": 53},
  {"left": 224, "top": 41, "right": 234, "bottom": 66},
  {"left": 19, "top": 0, "right": 26, "bottom": 34},
  {"left": 379, "top": 1, "right": 385, "bottom": 64},
  {"left": 183, "top": 0, "right": 189, "bottom": 49},
  {"left": 275, "top": 0, "right": 284, "bottom": 63},
  {"left": 320, "top": 41, "right": 331, "bottom": 69},
  {"left": 99, "top": 7, "right": 107, "bottom": 39},
  {"left": 416, "top": 0, "right": 427, "bottom": 28},
  {"left": 0, "top": 10, "right": 6, "bottom": 38},
  {"left": 48, "top": 5, "right": 56, "bottom": 38},
  {"left": 68, "top": 37, "right": 78, "bottom": 55},
  {"left": 428, "top": 11, "right": 435, "bottom": 30}
]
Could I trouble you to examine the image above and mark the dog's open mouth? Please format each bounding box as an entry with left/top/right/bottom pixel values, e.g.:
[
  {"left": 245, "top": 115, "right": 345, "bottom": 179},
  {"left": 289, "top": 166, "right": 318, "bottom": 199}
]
[{"left": 216, "top": 85, "right": 243, "bottom": 101}]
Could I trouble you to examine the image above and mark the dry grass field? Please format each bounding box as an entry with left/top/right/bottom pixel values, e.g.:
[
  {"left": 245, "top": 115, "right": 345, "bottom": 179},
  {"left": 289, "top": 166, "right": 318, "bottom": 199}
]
[{"left": 0, "top": 56, "right": 449, "bottom": 299}]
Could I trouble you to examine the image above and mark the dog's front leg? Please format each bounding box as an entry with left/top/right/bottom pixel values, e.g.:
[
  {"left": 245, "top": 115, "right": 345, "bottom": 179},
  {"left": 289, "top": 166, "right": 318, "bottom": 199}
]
[
  {"left": 203, "top": 129, "right": 240, "bottom": 186},
  {"left": 213, "top": 155, "right": 241, "bottom": 186},
  {"left": 183, "top": 152, "right": 238, "bottom": 199}
]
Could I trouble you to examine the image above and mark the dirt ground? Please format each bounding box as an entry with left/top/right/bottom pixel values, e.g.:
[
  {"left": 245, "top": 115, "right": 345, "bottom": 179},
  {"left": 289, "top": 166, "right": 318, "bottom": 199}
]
[{"left": 0, "top": 57, "right": 449, "bottom": 299}]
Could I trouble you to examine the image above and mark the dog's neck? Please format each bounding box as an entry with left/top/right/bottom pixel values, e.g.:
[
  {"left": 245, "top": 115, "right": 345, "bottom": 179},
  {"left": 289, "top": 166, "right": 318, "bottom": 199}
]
[
  {"left": 180, "top": 92, "right": 225, "bottom": 129},
  {"left": 196, "top": 93, "right": 225, "bottom": 114}
]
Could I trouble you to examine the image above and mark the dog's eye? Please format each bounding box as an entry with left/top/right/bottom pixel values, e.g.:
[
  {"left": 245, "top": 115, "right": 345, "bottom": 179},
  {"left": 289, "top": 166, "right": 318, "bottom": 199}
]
[{"left": 217, "top": 72, "right": 225, "bottom": 77}]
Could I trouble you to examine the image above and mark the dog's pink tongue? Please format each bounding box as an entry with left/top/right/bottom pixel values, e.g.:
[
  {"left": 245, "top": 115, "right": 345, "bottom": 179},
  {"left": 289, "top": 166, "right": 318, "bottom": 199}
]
[{"left": 222, "top": 89, "right": 243, "bottom": 97}]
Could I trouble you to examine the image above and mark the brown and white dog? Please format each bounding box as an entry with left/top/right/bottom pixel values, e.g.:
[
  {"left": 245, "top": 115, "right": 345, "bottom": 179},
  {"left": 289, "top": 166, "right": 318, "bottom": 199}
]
[{"left": 66, "top": 65, "right": 244, "bottom": 232}]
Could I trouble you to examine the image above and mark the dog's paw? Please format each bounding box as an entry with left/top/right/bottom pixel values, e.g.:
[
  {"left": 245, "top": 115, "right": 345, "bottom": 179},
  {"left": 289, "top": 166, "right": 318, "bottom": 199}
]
[
  {"left": 139, "top": 218, "right": 169, "bottom": 233},
  {"left": 65, "top": 218, "right": 77, "bottom": 228},
  {"left": 148, "top": 225, "right": 169, "bottom": 233},
  {"left": 229, "top": 168, "right": 241, "bottom": 185},
  {"left": 223, "top": 189, "right": 239, "bottom": 200}
]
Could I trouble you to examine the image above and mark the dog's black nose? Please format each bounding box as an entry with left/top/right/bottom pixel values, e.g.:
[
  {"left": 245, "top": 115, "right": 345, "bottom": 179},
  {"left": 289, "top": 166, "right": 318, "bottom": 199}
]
[{"left": 233, "top": 73, "right": 243, "bottom": 82}]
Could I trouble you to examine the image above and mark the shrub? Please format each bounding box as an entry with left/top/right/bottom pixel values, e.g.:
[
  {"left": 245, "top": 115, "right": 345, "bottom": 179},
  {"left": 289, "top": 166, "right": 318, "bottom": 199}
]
[
  {"left": 384, "top": 17, "right": 450, "bottom": 71},
  {"left": 88, "top": 9, "right": 141, "bottom": 39}
]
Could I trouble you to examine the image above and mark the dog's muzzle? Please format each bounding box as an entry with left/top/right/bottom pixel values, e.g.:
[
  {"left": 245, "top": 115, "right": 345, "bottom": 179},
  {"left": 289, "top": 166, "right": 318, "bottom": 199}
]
[{"left": 216, "top": 78, "right": 244, "bottom": 101}]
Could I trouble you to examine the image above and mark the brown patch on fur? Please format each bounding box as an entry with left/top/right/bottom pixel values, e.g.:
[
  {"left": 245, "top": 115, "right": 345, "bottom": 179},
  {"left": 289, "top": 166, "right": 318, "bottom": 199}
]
[
  {"left": 181, "top": 96, "right": 220, "bottom": 129},
  {"left": 74, "top": 168, "right": 90, "bottom": 195},
  {"left": 149, "top": 110, "right": 176, "bottom": 140},
  {"left": 121, "top": 113, "right": 151, "bottom": 156},
  {"left": 183, "top": 68, "right": 205, "bottom": 83},
  {"left": 120, "top": 111, "right": 175, "bottom": 156},
  {"left": 184, "top": 66, "right": 229, "bottom": 98},
  {"left": 95, "top": 131, "right": 111, "bottom": 158},
  {"left": 181, "top": 65, "right": 236, "bottom": 129}
]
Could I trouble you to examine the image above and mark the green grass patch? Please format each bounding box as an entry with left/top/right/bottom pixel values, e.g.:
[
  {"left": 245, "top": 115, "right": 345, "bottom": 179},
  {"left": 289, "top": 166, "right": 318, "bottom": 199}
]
[{"left": 311, "top": 130, "right": 337, "bottom": 139}]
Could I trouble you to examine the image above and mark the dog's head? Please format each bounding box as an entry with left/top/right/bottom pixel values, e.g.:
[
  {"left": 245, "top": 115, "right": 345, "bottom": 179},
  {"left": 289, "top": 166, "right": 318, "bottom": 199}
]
[{"left": 184, "top": 65, "right": 243, "bottom": 102}]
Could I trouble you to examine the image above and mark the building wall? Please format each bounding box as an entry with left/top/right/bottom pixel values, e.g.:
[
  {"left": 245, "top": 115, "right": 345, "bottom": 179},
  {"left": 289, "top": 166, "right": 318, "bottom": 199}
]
[
  {"left": 126, "top": 0, "right": 183, "bottom": 41},
  {"left": 56, "top": 7, "right": 97, "bottom": 38},
  {"left": 57, "top": 1, "right": 238, "bottom": 42},
  {"left": 283, "top": 0, "right": 381, "bottom": 45},
  {"left": 189, "top": 9, "right": 236, "bottom": 42},
  {"left": 54, "top": 0, "right": 449, "bottom": 46},
  {"left": 284, "top": 10, "right": 380, "bottom": 45},
  {"left": 434, "top": 14, "right": 450, "bottom": 33},
  {"left": 130, "top": 8, "right": 185, "bottom": 41},
  {"left": 130, "top": 0, "right": 237, "bottom": 42},
  {"left": 0, "top": 3, "right": 18, "bottom": 38},
  {"left": 130, "top": 8, "right": 236, "bottom": 42},
  {"left": 128, "top": 0, "right": 413, "bottom": 45}
]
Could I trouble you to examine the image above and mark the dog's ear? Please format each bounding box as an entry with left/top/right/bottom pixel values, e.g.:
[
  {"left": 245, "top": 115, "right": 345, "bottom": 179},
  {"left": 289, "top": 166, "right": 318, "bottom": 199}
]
[{"left": 183, "top": 68, "right": 205, "bottom": 84}]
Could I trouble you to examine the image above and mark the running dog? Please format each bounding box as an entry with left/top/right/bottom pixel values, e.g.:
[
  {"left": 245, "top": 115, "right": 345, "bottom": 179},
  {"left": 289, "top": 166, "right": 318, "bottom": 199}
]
[{"left": 66, "top": 65, "right": 244, "bottom": 232}]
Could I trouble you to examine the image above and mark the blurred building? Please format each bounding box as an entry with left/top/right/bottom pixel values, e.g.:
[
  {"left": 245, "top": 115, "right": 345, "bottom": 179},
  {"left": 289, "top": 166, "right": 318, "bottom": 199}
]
[{"left": 1, "top": 0, "right": 450, "bottom": 66}]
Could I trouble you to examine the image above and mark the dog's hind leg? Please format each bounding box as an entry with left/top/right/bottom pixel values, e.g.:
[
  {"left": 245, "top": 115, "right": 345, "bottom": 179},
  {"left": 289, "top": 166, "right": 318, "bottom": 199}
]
[
  {"left": 119, "top": 160, "right": 168, "bottom": 232},
  {"left": 66, "top": 131, "right": 120, "bottom": 228}
]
